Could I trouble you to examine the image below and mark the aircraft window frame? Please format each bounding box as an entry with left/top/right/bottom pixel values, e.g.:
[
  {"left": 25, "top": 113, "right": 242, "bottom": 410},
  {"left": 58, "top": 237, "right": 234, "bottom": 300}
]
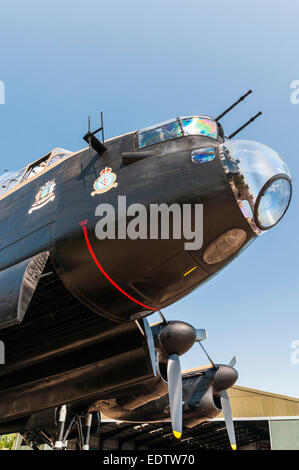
[
  {"left": 138, "top": 119, "right": 183, "bottom": 149},
  {"left": 47, "top": 148, "right": 73, "bottom": 168},
  {"left": 20, "top": 153, "right": 52, "bottom": 183},
  {"left": 20, "top": 148, "right": 73, "bottom": 183},
  {"left": 137, "top": 116, "right": 218, "bottom": 149},
  {"left": 0, "top": 169, "right": 26, "bottom": 196},
  {"left": 180, "top": 116, "right": 218, "bottom": 139},
  {"left": 0, "top": 147, "right": 73, "bottom": 199}
]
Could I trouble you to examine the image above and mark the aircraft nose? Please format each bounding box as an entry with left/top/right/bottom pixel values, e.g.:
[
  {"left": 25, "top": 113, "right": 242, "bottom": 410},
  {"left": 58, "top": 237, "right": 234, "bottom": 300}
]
[{"left": 218, "top": 139, "right": 292, "bottom": 233}]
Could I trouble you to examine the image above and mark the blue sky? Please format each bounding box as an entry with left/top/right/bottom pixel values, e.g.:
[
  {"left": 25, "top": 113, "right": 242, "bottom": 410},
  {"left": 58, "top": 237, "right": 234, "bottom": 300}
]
[{"left": 0, "top": 0, "right": 298, "bottom": 397}]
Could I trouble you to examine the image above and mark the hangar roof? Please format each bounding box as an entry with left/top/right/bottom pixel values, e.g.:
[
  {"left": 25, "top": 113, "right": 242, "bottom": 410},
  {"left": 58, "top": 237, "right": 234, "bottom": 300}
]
[
  {"left": 227, "top": 386, "right": 299, "bottom": 419},
  {"left": 99, "top": 386, "right": 299, "bottom": 450}
]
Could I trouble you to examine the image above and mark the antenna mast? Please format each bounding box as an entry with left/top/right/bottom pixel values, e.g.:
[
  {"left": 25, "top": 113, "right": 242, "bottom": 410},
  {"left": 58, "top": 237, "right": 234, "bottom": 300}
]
[{"left": 83, "top": 112, "right": 106, "bottom": 154}]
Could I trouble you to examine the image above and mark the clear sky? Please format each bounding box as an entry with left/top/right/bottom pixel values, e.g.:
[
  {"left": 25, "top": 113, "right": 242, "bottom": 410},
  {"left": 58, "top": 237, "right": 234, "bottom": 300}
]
[{"left": 0, "top": 0, "right": 298, "bottom": 397}]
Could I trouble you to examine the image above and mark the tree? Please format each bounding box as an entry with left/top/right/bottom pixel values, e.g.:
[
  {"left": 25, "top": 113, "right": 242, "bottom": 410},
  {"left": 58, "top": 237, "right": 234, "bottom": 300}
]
[{"left": 0, "top": 434, "right": 17, "bottom": 450}]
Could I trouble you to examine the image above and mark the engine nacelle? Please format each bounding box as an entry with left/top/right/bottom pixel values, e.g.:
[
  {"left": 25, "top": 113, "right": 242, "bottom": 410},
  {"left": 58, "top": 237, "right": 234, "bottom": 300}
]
[{"left": 97, "top": 364, "right": 238, "bottom": 427}]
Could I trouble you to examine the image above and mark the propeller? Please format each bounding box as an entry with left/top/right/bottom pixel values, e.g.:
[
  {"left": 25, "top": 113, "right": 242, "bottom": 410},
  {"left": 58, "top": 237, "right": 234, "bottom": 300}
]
[
  {"left": 223, "top": 355, "right": 237, "bottom": 449},
  {"left": 167, "top": 354, "right": 182, "bottom": 439},
  {"left": 196, "top": 334, "right": 238, "bottom": 451},
  {"left": 220, "top": 389, "right": 237, "bottom": 450},
  {"left": 229, "top": 356, "right": 237, "bottom": 368},
  {"left": 156, "top": 320, "right": 197, "bottom": 439},
  {"left": 155, "top": 317, "right": 238, "bottom": 446}
]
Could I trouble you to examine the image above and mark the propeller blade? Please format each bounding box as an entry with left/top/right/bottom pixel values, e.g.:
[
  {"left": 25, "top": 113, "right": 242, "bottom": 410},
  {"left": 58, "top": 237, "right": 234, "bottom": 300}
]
[
  {"left": 229, "top": 356, "right": 237, "bottom": 368},
  {"left": 220, "top": 389, "right": 237, "bottom": 450},
  {"left": 167, "top": 354, "right": 182, "bottom": 439}
]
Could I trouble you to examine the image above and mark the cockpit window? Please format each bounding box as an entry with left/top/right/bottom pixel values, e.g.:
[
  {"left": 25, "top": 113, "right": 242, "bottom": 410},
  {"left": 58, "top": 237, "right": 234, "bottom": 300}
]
[
  {"left": 181, "top": 117, "right": 217, "bottom": 139},
  {"left": 48, "top": 148, "right": 73, "bottom": 167},
  {"left": 0, "top": 147, "right": 72, "bottom": 198},
  {"left": 138, "top": 120, "right": 183, "bottom": 148},
  {"left": 21, "top": 153, "right": 51, "bottom": 182},
  {"left": 21, "top": 148, "right": 72, "bottom": 183},
  {"left": 138, "top": 116, "right": 217, "bottom": 148},
  {"left": 0, "top": 168, "right": 25, "bottom": 195}
]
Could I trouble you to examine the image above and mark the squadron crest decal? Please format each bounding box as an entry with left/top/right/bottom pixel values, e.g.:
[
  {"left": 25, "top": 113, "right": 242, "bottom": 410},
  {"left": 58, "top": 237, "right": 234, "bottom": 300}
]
[
  {"left": 91, "top": 167, "right": 118, "bottom": 196},
  {"left": 28, "top": 179, "right": 56, "bottom": 214}
]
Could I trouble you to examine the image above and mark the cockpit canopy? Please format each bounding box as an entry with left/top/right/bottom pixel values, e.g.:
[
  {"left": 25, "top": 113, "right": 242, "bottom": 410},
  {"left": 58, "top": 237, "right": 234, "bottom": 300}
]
[
  {"left": 0, "top": 148, "right": 72, "bottom": 197},
  {"left": 138, "top": 116, "right": 218, "bottom": 149}
]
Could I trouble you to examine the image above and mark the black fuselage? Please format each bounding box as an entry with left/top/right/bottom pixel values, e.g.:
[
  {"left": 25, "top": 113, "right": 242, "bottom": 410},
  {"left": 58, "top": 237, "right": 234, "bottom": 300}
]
[
  {"left": 0, "top": 131, "right": 255, "bottom": 323},
  {"left": 0, "top": 127, "right": 256, "bottom": 430}
]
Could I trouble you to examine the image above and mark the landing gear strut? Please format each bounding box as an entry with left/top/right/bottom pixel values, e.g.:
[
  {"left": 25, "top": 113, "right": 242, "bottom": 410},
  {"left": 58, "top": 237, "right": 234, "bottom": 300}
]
[
  {"left": 53, "top": 405, "right": 101, "bottom": 450},
  {"left": 54, "top": 405, "right": 67, "bottom": 450}
]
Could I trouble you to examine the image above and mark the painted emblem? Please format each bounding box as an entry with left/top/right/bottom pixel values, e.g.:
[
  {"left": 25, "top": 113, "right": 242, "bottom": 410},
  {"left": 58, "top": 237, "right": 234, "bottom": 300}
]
[
  {"left": 91, "top": 167, "right": 118, "bottom": 196},
  {"left": 28, "top": 179, "right": 56, "bottom": 214}
]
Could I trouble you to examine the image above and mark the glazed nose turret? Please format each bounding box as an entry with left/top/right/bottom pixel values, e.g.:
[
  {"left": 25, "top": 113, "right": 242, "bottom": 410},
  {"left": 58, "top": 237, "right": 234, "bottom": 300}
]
[{"left": 218, "top": 139, "right": 292, "bottom": 233}]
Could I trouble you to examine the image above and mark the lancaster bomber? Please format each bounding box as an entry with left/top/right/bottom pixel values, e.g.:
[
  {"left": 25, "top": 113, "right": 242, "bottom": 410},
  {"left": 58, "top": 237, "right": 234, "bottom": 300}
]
[{"left": 0, "top": 91, "right": 292, "bottom": 450}]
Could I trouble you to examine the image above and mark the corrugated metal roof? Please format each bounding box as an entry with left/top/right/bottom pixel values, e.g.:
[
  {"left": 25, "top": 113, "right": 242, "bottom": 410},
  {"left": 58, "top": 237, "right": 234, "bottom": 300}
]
[{"left": 227, "top": 386, "right": 299, "bottom": 418}]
